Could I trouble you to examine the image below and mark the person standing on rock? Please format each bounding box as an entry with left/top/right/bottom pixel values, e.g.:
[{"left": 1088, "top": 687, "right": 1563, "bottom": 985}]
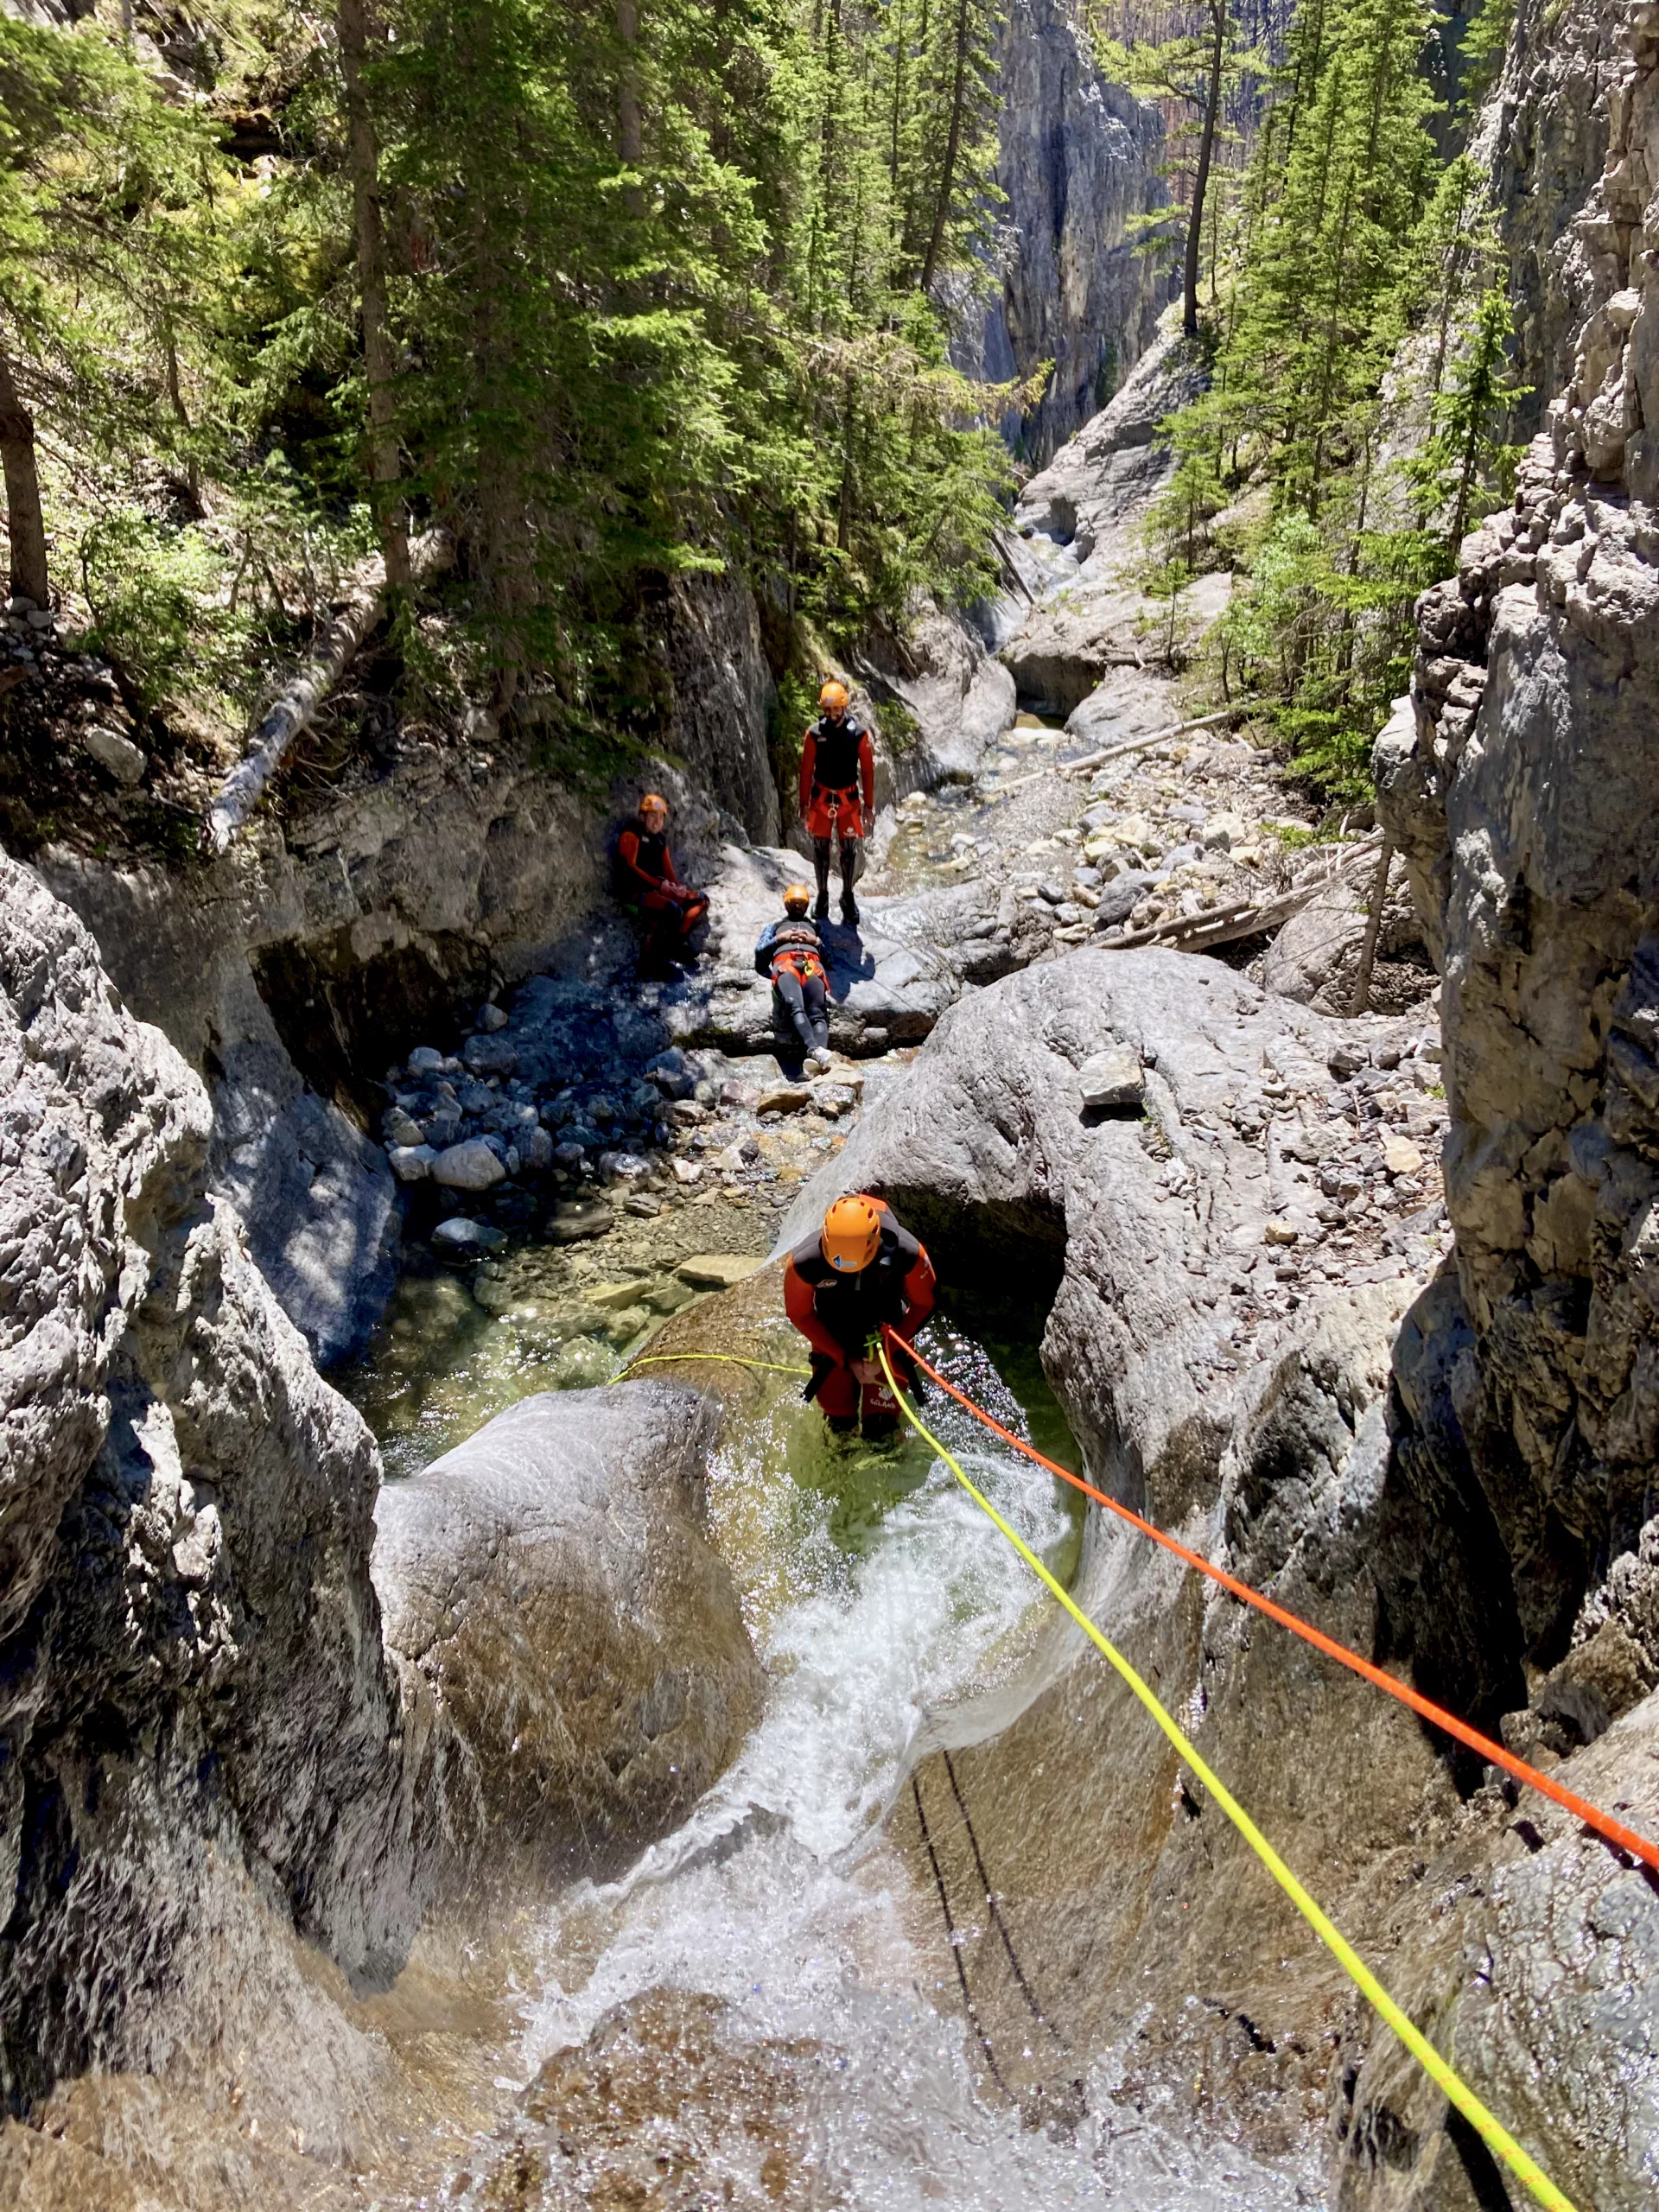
[
  {"left": 784, "top": 1194, "right": 935, "bottom": 1442},
  {"left": 615, "top": 792, "right": 709, "bottom": 978},
  {"left": 755, "top": 885, "right": 833, "bottom": 1072},
  {"left": 800, "top": 680, "right": 874, "bottom": 929}
]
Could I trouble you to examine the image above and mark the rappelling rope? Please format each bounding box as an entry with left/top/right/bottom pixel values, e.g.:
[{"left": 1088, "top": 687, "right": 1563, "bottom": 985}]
[
  {"left": 612, "top": 1351, "right": 813, "bottom": 1382},
  {"left": 874, "top": 1339, "right": 1580, "bottom": 2212},
  {"left": 887, "top": 1331, "right": 1659, "bottom": 1879}
]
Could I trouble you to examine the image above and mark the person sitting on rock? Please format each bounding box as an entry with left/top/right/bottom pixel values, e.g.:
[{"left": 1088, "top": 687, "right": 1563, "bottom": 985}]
[
  {"left": 784, "top": 1193, "right": 935, "bottom": 1442},
  {"left": 614, "top": 791, "right": 709, "bottom": 977},
  {"left": 800, "top": 680, "right": 874, "bottom": 929},
  {"left": 754, "top": 884, "right": 833, "bottom": 1073}
]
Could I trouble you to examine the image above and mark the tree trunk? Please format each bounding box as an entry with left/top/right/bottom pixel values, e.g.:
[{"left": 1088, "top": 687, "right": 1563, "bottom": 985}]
[
  {"left": 0, "top": 340, "right": 48, "bottom": 609},
  {"left": 1184, "top": 0, "right": 1226, "bottom": 338},
  {"left": 339, "top": 0, "right": 409, "bottom": 590},
  {"left": 617, "top": 0, "right": 642, "bottom": 164},
  {"left": 919, "top": 0, "right": 971, "bottom": 296},
  {"left": 206, "top": 531, "right": 453, "bottom": 855}
]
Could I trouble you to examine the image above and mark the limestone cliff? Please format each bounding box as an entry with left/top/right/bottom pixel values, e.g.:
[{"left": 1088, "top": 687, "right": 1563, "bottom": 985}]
[
  {"left": 1363, "top": 10, "right": 1659, "bottom": 2199},
  {"left": 963, "top": 0, "right": 1172, "bottom": 465},
  {"left": 1379, "top": 0, "right": 1659, "bottom": 1677},
  {"left": 0, "top": 851, "right": 421, "bottom": 2118}
]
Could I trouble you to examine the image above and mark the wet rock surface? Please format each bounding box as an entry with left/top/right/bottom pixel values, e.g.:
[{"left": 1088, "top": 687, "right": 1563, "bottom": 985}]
[
  {"left": 372, "top": 1386, "right": 763, "bottom": 1889},
  {"left": 467, "top": 1987, "right": 835, "bottom": 2212}
]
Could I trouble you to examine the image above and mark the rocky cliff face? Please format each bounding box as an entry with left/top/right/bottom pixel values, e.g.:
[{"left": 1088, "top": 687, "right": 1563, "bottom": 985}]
[
  {"left": 1379, "top": 0, "right": 1659, "bottom": 1678},
  {"left": 1364, "top": 10, "right": 1659, "bottom": 2198},
  {"left": 0, "top": 850, "right": 420, "bottom": 2118},
  {"left": 963, "top": 0, "right": 1172, "bottom": 465},
  {"left": 1480, "top": 0, "right": 1623, "bottom": 438}
]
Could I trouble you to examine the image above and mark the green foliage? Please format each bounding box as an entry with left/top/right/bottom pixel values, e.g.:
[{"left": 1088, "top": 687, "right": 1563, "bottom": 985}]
[
  {"left": 878, "top": 696, "right": 921, "bottom": 757},
  {"left": 1457, "top": 0, "right": 1515, "bottom": 117},
  {"left": 77, "top": 510, "right": 253, "bottom": 720},
  {"left": 1403, "top": 280, "right": 1530, "bottom": 546},
  {"left": 1, "top": 2, "right": 1027, "bottom": 769},
  {"left": 1155, "top": 0, "right": 1523, "bottom": 803}
]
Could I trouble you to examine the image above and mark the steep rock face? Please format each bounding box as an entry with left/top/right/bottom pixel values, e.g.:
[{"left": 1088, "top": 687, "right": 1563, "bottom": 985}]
[
  {"left": 1363, "top": 10, "right": 1659, "bottom": 2201},
  {"left": 0, "top": 853, "right": 420, "bottom": 2117},
  {"left": 1379, "top": 0, "right": 1659, "bottom": 1660},
  {"left": 963, "top": 0, "right": 1171, "bottom": 465},
  {"left": 372, "top": 1383, "right": 764, "bottom": 1889},
  {"left": 1481, "top": 0, "right": 1622, "bottom": 438}
]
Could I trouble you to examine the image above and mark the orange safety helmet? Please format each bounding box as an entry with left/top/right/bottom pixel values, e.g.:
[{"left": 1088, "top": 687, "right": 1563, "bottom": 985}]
[
  {"left": 783, "top": 883, "right": 812, "bottom": 915},
  {"left": 821, "top": 1192, "right": 885, "bottom": 1274},
  {"left": 818, "top": 680, "right": 851, "bottom": 718},
  {"left": 639, "top": 791, "right": 668, "bottom": 822}
]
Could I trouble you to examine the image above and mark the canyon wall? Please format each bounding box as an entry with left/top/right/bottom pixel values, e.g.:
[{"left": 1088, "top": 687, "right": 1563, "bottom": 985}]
[
  {"left": 0, "top": 851, "right": 421, "bottom": 2124},
  {"left": 964, "top": 0, "right": 1172, "bottom": 465},
  {"left": 1379, "top": 0, "right": 1659, "bottom": 1681}
]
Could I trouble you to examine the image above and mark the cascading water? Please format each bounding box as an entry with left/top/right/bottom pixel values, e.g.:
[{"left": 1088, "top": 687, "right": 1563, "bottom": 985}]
[{"left": 419, "top": 1317, "right": 1322, "bottom": 2210}]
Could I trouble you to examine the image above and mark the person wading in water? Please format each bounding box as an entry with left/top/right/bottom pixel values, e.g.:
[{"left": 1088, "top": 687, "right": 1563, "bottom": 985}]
[
  {"left": 799, "top": 680, "right": 874, "bottom": 930},
  {"left": 784, "top": 1193, "right": 936, "bottom": 1441}
]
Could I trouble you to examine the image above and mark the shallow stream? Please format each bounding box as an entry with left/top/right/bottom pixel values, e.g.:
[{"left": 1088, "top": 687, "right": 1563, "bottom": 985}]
[{"left": 349, "top": 1266, "right": 1318, "bottom": 2209}]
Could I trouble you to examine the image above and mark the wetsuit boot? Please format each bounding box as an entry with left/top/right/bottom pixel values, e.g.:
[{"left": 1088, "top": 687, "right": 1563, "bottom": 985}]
[{"left": 839, "top": 841, "right": 861, "bottom": 928}]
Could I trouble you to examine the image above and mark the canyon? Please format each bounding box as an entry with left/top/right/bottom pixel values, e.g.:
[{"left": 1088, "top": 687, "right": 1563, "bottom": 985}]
[{"left": 0, "top": 3, "right": 1656, "bottom": 2210}]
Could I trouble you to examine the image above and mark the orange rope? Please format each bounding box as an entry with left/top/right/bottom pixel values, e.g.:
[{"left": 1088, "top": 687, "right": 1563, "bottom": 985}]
[{"left": 885, "top": 1328, "right": 1659, "bottom": 1877}]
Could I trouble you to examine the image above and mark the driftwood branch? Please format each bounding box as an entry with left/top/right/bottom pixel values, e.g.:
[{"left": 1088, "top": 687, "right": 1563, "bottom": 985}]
[
  {"left": 1102, "top": 835, "right": 1382, "bottom": 957},
  {"left": 1061, "top": 704, "right": 1252, "bottom": 779},
  {"left": 205, "top": 528, "right": 451, "bottom": 855}
]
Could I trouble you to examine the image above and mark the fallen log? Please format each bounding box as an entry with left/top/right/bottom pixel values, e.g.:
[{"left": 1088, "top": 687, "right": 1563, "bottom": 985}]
[
  {"left": 1060, "top": 703, "right": 1253, "bottom": 778},
  {"left": 1099, "top": 836, "right": 1382, "bottom": 956},
  {"left": 204, "top": 527, "right": 451, "bottom": 856}
]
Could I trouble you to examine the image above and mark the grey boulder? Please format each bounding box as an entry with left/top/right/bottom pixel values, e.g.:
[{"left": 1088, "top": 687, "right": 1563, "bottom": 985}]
[
  {"left": 431, "top": 1138, "right": 507, "bottom": 1192},
  {"left": 372, "top": 1386, "right": 763, "bottom": 1881}
]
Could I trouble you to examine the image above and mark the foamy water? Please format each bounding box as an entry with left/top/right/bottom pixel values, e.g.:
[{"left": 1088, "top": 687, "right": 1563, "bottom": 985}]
[{"left": 511, "top": 1332, "right": 1321, "bottom": 2209}]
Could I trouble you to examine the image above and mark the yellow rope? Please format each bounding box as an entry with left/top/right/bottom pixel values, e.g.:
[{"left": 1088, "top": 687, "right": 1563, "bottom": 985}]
[
  {"left": 876, "top": 1342, "right": 1580, "bottom": 2212},
  {"left": 612, "top": 1351, "right": 812, "bottom": 1383}
]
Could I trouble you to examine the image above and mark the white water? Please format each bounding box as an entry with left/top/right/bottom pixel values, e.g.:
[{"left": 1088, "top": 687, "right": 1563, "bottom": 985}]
[{"left": 507, "top": 1333, "right": 1322, "bottom": 2210}]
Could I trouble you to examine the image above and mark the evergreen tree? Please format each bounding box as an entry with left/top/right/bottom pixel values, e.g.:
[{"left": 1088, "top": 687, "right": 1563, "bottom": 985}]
[{"left": 1148, "top": 0, "right": 1522, "bottom": 800}]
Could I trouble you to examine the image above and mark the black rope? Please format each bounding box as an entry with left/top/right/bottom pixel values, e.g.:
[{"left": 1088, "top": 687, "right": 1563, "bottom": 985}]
[
  {"left": 941, "top": 1747, "right": 1069, "bottom": 2050},
  {"left": 911, "top": 1771, "right": 1007, "bottom": 2094}
]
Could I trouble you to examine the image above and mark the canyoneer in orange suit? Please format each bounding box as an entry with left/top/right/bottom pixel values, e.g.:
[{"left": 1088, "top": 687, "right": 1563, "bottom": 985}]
[
  {"left": 784, "top": 1194, "right": 936, "bottom": 1441},
  {"left": 799, "top": 680, "right": 875, "bottom": 928},
  {"left": 614, "top": 791, "right": 709, "bottom": 978}
]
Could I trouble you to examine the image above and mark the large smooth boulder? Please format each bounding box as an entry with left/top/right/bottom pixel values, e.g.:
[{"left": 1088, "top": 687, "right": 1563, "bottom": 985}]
[{"left": 372, "top": 1384, "right": 763, "bottom": 1882}]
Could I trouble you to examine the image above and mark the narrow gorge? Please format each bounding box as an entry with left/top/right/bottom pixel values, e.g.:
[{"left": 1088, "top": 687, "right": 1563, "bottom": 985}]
[{"left": 0, "top": 2, "right": 1655, "bottom": 2209}]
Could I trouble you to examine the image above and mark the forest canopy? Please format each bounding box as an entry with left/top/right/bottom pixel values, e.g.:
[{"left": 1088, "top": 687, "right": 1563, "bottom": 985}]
[{"left": 0, "top": 0, "right": 1033, "bottom": 748}]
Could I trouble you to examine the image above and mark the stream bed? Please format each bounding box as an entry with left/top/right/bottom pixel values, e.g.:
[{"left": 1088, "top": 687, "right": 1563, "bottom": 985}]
[{"left": 346, "top": 1267, "right": 1319, "bottom": 2210}]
